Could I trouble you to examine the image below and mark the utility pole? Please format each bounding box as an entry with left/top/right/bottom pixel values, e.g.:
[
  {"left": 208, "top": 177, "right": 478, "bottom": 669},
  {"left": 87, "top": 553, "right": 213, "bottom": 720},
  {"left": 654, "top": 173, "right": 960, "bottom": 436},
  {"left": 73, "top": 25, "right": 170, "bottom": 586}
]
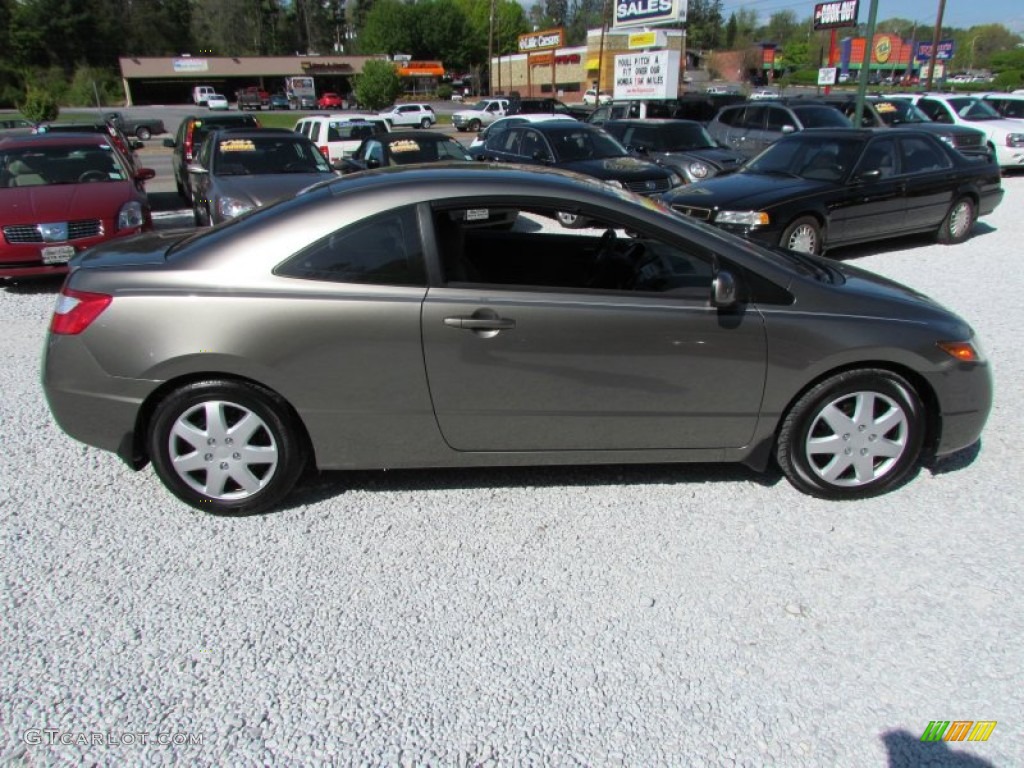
[
  {"left": 487, "top": 0, "right": 495, "bottom": 96},
  {"left": 925, "top": 0, "right": 946, "bottom": 90},
  {"left": 853, "top": 0, "right": 879, "bottom": 128}
]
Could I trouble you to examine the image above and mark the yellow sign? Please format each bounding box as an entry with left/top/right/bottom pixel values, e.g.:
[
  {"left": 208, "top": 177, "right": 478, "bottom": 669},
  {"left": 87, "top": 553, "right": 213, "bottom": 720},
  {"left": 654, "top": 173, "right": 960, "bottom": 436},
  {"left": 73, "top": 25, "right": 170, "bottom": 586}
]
[
  {"left": 874, "top": 35, "right": 892, "bottom": 64},
  {"left": 629, "top": 32, "right": 657, "bottom": 48}
]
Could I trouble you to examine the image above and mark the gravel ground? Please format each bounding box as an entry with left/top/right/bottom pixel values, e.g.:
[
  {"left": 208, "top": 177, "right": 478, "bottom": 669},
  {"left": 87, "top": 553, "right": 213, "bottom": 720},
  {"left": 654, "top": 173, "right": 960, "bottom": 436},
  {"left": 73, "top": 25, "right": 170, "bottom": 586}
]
[{"left": 2, "top": 178, "right": 1022, "bottom": 767}]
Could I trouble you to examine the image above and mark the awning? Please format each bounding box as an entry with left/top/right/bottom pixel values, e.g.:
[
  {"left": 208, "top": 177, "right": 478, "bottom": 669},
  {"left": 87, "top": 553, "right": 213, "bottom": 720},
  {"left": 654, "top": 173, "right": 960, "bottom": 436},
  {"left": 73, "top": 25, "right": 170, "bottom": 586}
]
[{"left": 586, "top": 58, "right": 601, "bottom": 69}]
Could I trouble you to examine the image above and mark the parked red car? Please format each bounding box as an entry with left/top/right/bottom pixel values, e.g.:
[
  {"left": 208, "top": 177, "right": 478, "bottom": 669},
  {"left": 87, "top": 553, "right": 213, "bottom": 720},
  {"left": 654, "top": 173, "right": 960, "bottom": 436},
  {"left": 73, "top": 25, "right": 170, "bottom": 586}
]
[
  {"left": 317, "top": 92, "right": 344, "bottom": 109},
  {"left": 0, "top": 134, "right": 155, "bottom": 279}
]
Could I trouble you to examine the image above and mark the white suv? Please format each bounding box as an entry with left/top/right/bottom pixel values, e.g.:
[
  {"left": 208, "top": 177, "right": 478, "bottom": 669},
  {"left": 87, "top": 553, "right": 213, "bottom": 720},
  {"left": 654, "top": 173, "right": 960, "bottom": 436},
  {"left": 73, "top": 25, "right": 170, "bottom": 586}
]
[
  {"left": 583, "top": 89, "right": 612, "bottom": 106},
  {"left": 293, "top": 115, "right": 390, "bottom": 166},
  {"left": 377, "top": 103, "right": 436, "bottom": 129},
  {"left": 893, "top": 93, "right": 1024, "bottom": 169},
  {"left": 452, "top": 99, "right": 509, "bottom": 132}
]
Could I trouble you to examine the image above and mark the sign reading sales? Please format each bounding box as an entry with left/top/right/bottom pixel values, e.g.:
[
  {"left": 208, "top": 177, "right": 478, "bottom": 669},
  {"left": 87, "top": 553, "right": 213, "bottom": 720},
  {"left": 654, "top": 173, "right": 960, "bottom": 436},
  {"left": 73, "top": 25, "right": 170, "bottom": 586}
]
[
  {"left": 613, "top": 0, "right": 687, "bottom": 29},
  {"left": 613, "top": 50, "right": 681, "bottom": 100},
  {"left": 812, "top": 0, "right": 859, "bottom": 30}
]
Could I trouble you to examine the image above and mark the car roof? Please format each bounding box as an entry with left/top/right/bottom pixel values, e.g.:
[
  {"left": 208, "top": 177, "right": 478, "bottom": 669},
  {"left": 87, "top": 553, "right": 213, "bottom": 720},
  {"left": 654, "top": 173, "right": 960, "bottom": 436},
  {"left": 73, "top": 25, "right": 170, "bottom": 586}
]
[
  {"left": 512, "top": 121, "right": 600, "bottom": 133},
  {"left": 604, "top": 119, "right": 702, "bottom": 127},
  {"left": 381, "top": 130, "right": 452, "bottom": 141},
  {"left": 212, "top": 127, "right": 298, "bottom": 137},
  {"left": 0, "top": 132, "right": 115, "bottom": 150}
]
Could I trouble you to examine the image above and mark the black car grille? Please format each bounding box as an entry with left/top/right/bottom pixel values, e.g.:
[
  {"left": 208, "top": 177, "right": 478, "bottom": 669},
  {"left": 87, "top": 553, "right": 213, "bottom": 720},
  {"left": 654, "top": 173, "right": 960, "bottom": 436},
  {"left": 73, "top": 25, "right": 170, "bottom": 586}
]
[
  {"left": 623, "top": 178, "right": 671, "bottom": 195},
  {"left": 671, "top": 205, "right": 712, "bottom": 221},
  {"left": 953, "top": 133, "right": 984, "bottom": 149},
  {"left": 3, "top": 220, "right": 103, "bottom": 244}
]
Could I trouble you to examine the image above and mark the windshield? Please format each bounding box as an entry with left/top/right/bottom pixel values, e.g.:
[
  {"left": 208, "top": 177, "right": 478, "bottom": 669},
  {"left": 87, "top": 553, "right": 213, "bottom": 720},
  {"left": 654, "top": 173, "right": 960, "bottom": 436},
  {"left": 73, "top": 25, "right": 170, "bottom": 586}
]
[
  {"left": 468, "top": 100, "right": 490, "bottom": 111},
  {"left": 328, "top": 121, "right": 379, "bottom": 141},
  {"left": 386, "top": 137, "right": 472, "bottom": 164},
  {"left": 745, "top": 135, "right": 864, "bottom": 182},
  {"left": 791, "top": 106, "right": 852, "bottom": 128},
  {"left": 609, "top": 122, "right": 716, "bottom": 151},
  {"left": 871, "top": 99, "right": 930, "bottom": 125},
  {"left": 213, "top": 137, "right": 332, "bottom": 175},
  {"left": 546, "top": 127, "right": 628, "bottom": 162},
  {"left": 1, "top": 143, "right": 129, "bottom": 187},
  {"left": 947, "top": 97, "right": 1002, "bottom": 121}
]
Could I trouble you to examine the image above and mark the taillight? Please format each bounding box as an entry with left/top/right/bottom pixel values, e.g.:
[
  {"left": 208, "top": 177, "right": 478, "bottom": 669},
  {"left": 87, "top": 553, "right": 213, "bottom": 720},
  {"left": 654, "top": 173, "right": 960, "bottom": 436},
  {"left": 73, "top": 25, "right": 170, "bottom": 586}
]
[
  {"left": 318, "top": 145, "right": 330, "bottom": 159},
  {"left": 50, "top": 289, "right": 112, "bottom": 335},
  {"left": 184, "top": 126, "right": 194, "bottom": 161}
]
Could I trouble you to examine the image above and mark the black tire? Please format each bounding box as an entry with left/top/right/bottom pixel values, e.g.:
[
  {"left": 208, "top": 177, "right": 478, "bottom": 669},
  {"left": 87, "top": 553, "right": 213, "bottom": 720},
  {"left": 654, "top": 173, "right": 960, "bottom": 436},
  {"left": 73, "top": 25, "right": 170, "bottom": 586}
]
[
  {"left": 420, "top": 118, "right": 430, "bottom": 129},
  {"left": 556, "top": 211, "right": 586, "bottom": 229},
  {"left": 456, "top": 126, "right": 466, "bottom": 132},
  {"left": 937, "top": 196, "right": 975, "bottom": 245},
  {"left": 147, "top": 380, "right": 306, "bottom": 515},
  {"left": 136, "top": 127, "right": 151, "bottom": 141},
  {"left": 468, "top": 118, "right": 481, "bottom": 132},
  {"left": 780, "top": 216, "right": 823, "bottom": 255},
  {"left": 776, "top": 369, "right": 925, "bottom": 499}
]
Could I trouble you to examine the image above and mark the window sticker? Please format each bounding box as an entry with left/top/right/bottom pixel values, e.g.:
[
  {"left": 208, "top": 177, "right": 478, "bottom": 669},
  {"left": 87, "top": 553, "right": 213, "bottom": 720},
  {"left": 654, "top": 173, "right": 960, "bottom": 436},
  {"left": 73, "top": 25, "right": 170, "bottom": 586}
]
[
  {"left": 465, "top": 209, "right": 490, "bottom": 221},
  {"left": 389, "top": 140, "right": 421, "bottom": 153},
  {"left": 874, "top": 102, "right": 897, "bottom": 113},
  {"left": 219, "top": 139, "right": 256, "bottom": 152}
]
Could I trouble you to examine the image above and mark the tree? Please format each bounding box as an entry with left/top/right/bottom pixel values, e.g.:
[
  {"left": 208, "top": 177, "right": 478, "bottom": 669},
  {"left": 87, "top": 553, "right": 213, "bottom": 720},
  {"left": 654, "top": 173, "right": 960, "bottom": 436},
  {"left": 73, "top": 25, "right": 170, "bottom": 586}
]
[
  {"left": 725, "top": 13, "right": 737, "bottom": 49},
  {"left": 358, "top": 0, "right": 415, "bottom": 57},
  {"left": 19, "top": 85, "right": 60, "bottom": 122},
  {"left": 353, "top": 58, "right": 401, "bottom": 109}
]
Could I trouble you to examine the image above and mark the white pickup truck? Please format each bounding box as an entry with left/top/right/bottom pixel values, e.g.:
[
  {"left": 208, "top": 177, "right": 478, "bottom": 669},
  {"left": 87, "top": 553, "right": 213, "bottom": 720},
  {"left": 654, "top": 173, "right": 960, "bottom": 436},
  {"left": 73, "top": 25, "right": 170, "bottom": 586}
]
[{"left": 452, "top": 99, "right": 509, "bottom": 132}]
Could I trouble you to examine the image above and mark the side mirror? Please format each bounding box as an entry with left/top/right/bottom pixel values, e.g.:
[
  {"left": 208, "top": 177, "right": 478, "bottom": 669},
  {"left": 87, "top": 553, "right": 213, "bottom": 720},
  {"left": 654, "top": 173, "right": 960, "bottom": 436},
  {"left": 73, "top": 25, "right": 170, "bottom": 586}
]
[
  {"left": 781, "top": 125, "right": 796, "bottom": 134},
  {"left": 365, "top": 157, "right": 381, "bottom": 169},
  {"left": 631, "top": 145, "right": 649, "bottom": 155},
  {"left": 187, "top": 164, "right": 208, "bottom": 175},
  {"left": 711, "top": 268, "right": 738, "bottom": 308},
  {"left": 162, "top": 138, "right": 175, "bottom": 148},
  {"left": 135, "top": 168, "right": 156, "bottom": 182},
  {"left": 531, "top": 151, "right": 551, "bottom": 163},
  {"left": 858, "top": 169, "right": 882, "bottom": 183}
]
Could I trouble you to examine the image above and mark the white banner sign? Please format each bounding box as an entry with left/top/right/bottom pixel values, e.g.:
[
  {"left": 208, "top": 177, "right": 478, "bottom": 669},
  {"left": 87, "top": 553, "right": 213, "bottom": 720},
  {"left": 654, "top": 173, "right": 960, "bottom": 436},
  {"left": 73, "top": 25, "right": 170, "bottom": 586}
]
[
  {"left": 818, "top": 67, "right": 837, "bottom": 85},
  {"left": 612, "top": 50, "right": 681, "bottom": 100}
]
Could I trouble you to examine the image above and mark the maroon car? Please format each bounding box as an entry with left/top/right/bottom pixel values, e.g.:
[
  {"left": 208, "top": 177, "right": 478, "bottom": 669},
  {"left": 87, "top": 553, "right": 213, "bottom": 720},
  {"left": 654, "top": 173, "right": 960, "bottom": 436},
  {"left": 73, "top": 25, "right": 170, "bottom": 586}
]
[
  {"left": 317, "top": 92, "right": 344, "bottom": 109},
  {"left": 0, "top": 133, "right": 155, "bottom": 279}
]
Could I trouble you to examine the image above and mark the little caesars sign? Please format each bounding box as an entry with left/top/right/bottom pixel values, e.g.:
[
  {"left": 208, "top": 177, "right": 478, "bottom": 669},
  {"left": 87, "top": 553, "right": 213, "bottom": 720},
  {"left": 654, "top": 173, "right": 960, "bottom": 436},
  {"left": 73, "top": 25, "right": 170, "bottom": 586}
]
[{"left": 613, "top": 0, "right": 687, "bottom": 29}]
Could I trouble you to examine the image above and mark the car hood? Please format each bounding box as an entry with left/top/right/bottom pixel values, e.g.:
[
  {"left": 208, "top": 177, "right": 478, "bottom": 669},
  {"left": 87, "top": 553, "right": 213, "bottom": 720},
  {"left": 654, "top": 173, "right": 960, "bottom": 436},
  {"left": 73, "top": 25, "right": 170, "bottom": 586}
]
[
  {"left": 560, "top": 155, "right": 670, "bottom": 181},
  {"left": 1, "top": 182, "right": 137, "bottom": 223},
  {"left": 650, "top": 147, "right": 746, "bottom": 170},
  {"left": 662, "top": 171, "right": 832, "bottom": 209},
  {"left": 212, "top": 173, "right": 335, "bottom": 206}
]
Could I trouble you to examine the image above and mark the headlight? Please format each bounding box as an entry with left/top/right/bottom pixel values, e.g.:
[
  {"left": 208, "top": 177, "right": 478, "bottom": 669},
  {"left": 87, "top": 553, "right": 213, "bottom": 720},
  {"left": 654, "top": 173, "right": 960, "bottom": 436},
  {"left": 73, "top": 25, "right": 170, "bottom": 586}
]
[
  {"left": 604, "top": 179, "right": 624, "bottom": 189},
  {"left": 1006, "top": 133, "right": 1024, "bottom": 148},
  {"left": 936, "top": 133, "right": 956, "bottom": 148},
  {"left": 217, "top": 196, "right": 255, "bottom": 219},
  {"left": 116, "top": 201, "right": 144, "bottom": 230},
  {"left": 688, "top": 161, "right": 711, "bottom": 180},
  {"left": 714, "top": 210, "right": 770, "bottom": 228}
]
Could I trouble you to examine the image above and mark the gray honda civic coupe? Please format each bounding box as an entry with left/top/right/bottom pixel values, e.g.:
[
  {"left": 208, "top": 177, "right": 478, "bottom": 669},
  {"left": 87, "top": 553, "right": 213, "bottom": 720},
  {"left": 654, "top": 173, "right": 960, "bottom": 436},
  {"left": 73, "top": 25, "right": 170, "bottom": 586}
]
[{"left": 42, "top": 165, "right": 992, "bottom": 514}]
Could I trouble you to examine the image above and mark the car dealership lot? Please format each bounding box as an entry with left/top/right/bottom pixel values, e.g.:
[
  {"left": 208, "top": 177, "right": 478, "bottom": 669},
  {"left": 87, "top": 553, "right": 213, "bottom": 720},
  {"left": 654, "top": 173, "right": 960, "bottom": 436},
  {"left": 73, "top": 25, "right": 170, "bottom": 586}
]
[{"left": 1, "top": 178, "right": 1022, "bottom": 764}]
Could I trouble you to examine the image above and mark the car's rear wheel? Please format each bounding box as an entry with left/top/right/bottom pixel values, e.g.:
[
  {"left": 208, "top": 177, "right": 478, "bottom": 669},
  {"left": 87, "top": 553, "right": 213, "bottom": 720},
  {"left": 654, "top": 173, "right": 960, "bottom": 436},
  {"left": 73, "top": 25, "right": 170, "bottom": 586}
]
[
  {"left": 776, "top": 369, "right": 925, "bottom": 499},
  {"left": 468, "top": 119, "right": 481, "bottom": 132},
  {"left": 420, "top": 118, "right": 431, "bottom": 129},
  {"left": 937, "top": 196, "right": 975, "bottom": 245},
  {"left": 148, "top": 380, "right": 307, "bottom": 515},
  {"left": 556, "top": 211, "right": 585, "bottom": 229},
  {"left": 780, "top": 216, "right": 822, "bottom": 254},
  {"left": 136, "top": 127, "right": 151, "bottom": 141}
]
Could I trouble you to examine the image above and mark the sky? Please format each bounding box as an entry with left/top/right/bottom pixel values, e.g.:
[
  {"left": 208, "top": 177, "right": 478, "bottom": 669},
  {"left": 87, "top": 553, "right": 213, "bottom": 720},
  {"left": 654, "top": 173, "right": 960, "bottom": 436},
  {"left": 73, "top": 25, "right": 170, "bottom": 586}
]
[{"left": 715, "top": 0, "right": 1024, "bottom": 34}]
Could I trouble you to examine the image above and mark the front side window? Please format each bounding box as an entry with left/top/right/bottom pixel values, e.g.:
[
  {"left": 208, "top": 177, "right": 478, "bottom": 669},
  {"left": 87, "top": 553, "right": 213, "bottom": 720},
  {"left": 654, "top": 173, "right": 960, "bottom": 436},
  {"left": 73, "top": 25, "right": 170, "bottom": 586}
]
[
  {"left": 898, "top": 135, "right": 952, "bottom": 174},
  {"left": 277, "top": 206, "right": 425, "bottom": 285},
  {"left": 431, "top": 204, "right": 714, "bottom": 295},
  {"left": 918, "top": 99, "right": 953, "bottom": 124}
]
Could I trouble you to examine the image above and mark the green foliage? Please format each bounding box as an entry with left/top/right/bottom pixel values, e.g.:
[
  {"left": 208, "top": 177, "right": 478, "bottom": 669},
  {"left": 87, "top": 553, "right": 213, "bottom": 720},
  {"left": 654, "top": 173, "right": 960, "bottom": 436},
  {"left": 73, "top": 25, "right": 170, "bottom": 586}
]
[
  {"left": 18, "top": 85, "right": 60, "bottom": 122},
  {"left": 65, "top": 65, "right": 124, "bottom": 107},
  {"left": 993, "top": 70, "right": 1024, "bottom": 90},
  {"left": 437, "top": 83, "right": 454, "bottom": 100},
  {"left": 353, "top": 59, "right": 402, "bottom": 110}
]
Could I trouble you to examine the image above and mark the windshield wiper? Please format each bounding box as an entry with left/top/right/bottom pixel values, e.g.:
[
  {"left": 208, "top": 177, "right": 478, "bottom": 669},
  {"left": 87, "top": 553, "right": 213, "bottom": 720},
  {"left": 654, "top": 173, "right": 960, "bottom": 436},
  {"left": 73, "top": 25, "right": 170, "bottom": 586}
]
[{"left": 757, "top": 169, "right": 804, "bottom": 180}]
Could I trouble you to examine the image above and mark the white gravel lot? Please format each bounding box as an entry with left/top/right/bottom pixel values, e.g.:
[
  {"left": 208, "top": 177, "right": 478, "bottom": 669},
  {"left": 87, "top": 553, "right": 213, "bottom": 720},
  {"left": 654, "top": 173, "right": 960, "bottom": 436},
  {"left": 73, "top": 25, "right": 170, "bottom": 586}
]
[{"left": 1, "top": 178, "right": 1022, "bottom": 767}]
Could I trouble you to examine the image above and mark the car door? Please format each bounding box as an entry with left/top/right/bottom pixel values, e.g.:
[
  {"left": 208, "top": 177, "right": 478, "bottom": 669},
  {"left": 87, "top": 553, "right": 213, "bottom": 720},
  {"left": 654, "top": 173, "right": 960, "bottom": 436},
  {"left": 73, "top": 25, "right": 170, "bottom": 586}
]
[
  {"left": 897, "top": 134, "right": 956, "bottom": 231},
  {"left": 483, "top": 125, "right": 525, "bottom": 162},
  {"left": 736, "top": 106, "right": 767, "bottom": 157},
  {"left": 829, "top": 137, "right": 907, "bottom": 242},
  {"left": 420, "top": 201, "right": 767, "bottom": 451}
]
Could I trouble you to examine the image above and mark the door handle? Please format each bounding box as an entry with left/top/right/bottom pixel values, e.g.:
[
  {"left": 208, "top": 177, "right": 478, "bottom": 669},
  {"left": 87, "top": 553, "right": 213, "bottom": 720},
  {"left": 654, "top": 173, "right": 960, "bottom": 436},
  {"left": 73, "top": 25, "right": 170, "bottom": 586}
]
[{"left": 444, "top": 316, "right": 516, "bottom": 330}]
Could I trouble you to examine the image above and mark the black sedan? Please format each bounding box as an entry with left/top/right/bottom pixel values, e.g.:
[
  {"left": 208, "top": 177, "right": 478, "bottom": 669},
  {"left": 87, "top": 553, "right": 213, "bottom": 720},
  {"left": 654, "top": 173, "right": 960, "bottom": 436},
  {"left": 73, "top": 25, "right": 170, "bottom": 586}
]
[
  {"left": 477, "top": 120, "right": 683, "bottom": 226},
  {"left": 661, "top": 128, "right": 1003, "bottom": 254},
  {"left": 602, "top": 119, "right": 746, "bottom": 182},
  {"left": 340, "top": 131, "right": 474, "bottom": 173}
]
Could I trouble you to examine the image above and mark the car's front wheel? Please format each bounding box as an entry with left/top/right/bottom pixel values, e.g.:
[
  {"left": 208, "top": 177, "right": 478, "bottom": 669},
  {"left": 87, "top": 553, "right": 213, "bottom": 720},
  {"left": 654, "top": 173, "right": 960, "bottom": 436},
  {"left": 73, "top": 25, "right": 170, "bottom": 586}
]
[
  {"left": 937, "top": 196, "right": 975, "bottom": 245},
  {"left": 468, "top": 119, "right": 481, "bottom": 132},
  {"left": 136, "top": 127, "right": 151, "bottom": 141},
  {"left": 776, "top": 369, "right": 925, "bottom": 499},
  {"left": 780, "top": 216, "right": 822, "bottom": 254},
  {"left": 556, "top": 211, "right": 586, "bottom": 228},
  {"left": 148, "top": 380, "right": 307, "bottom": 515}
]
